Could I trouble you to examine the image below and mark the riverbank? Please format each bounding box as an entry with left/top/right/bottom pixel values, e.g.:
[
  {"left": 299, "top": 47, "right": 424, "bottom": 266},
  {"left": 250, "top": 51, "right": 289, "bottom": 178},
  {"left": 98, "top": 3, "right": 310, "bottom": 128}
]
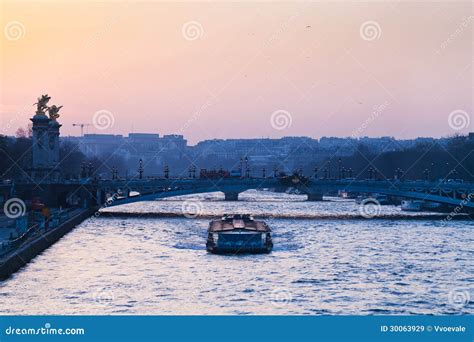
[{"left": 0, "top": 208, "right": 95, "bottom": 280}]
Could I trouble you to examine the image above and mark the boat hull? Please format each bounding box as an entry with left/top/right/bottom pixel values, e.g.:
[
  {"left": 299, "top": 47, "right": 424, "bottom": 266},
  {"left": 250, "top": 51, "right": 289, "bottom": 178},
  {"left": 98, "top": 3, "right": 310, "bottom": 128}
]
[
  {"left": 206, "top": 232, "right": 273, "bottom": 254},
  {"left": 207, "top": 246, "right": 273, "bottom": 254}
]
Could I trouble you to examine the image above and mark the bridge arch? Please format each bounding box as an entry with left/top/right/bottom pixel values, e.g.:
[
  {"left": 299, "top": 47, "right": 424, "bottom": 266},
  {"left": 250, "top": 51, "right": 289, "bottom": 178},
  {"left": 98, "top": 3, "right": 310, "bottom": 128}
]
[{"left": 93, "top": 178, "right": 473, "bottom": 211}]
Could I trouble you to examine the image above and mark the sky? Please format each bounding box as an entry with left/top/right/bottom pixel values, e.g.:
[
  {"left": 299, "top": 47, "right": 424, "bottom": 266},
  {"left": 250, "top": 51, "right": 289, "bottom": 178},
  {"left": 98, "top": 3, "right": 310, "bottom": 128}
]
[{"left": 0, "top": 0, "right": 472, "bottom": 144}]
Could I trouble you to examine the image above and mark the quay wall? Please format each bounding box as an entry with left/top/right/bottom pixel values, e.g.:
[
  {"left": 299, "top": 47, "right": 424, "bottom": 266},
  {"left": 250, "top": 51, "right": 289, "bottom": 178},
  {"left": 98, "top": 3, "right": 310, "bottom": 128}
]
[{"left": 0, "top": 208, "right": 95, "bottom": 280}]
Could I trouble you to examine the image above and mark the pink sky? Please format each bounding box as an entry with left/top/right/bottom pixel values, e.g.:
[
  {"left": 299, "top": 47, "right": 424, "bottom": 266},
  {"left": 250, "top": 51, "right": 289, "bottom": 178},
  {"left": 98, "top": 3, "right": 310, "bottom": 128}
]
[{"left": 1, "top": 1, "right": 472, "bottom": 144}]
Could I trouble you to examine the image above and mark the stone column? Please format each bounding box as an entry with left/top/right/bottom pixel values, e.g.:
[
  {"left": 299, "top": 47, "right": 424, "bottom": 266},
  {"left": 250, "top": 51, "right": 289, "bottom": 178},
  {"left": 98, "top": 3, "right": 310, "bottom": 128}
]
[
  {"left": 48, "top": 119, "right": 62, "bottom": 182},
  {"left": 30, "top": 113, "right": 51, "bottom": 180}
]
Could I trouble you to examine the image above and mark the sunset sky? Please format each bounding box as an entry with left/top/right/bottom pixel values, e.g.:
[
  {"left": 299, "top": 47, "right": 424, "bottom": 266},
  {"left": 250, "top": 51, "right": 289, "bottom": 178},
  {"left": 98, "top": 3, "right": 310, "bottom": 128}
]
[{"left": 1, "top": 0, "right": 472, "bottom": 144}]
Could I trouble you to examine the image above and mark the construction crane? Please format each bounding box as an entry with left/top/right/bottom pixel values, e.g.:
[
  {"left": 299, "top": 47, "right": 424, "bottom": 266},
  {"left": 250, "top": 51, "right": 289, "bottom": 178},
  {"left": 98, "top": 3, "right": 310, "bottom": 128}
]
[{"left": 72, "top": 123, "right": 92, "bottom": 136}]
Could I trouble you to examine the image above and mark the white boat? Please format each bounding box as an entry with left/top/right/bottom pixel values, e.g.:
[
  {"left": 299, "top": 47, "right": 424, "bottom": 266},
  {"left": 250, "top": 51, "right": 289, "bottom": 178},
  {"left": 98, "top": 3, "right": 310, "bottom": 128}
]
[
  {"left": 422, "top": 201, "right": 442, "bottom": 210},
  {"left": 401, "top": 200, "right": 442, "bottom": 212},
  {"left": 339, "top": 190, "right": 356, "bottom": 199},
  {"left": 401, "top": 200, "right": 424, "bottom": 212}
]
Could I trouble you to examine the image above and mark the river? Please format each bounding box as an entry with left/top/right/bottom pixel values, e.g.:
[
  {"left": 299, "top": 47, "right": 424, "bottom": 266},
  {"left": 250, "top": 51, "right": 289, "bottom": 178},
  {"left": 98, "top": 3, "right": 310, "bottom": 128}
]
[{"left": 0, "top": 191, "right": 472, "bottom": 315}]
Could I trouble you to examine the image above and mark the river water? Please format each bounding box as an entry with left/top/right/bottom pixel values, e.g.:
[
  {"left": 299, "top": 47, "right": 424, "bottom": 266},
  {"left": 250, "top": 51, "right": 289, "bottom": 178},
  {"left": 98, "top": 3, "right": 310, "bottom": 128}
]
[{"left": 0, "top": 191, "right": 472, "bottom": 315}]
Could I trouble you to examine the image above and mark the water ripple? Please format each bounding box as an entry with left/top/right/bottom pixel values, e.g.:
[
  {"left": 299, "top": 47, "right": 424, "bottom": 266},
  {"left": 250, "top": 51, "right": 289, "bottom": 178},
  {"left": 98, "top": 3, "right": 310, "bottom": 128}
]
[{"left": 0, "top": 191, "right": 472, "bottom": 315}]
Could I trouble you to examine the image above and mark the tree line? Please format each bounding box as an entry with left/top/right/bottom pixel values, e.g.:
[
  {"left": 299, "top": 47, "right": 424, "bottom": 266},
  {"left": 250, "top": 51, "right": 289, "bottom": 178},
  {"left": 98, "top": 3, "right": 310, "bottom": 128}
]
[{"left": 1, "top": 132, "right": 472, "bottom": 182}]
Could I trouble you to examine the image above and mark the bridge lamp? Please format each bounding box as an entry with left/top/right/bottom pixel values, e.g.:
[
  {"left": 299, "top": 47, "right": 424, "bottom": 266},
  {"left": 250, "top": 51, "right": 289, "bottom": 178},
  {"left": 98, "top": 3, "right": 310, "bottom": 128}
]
[
  {"left": 423, "top": 168, "right": 430, "bottom": 181},
  {"left": 88, "top": 163, "right": 93, "bottom": 178},
  {"left": 138, "top": 159, "right": 144, "bottom": 179}
]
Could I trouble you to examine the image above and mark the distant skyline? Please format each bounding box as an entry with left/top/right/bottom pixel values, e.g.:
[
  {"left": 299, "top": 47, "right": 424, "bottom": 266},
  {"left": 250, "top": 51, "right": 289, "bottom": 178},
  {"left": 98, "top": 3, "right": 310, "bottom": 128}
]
[
  {"left": 59, "top": 131, "right": 469, "bottom": 141},
  {"left": 1, "top": 1, "right": 472, "bottom": 144}
]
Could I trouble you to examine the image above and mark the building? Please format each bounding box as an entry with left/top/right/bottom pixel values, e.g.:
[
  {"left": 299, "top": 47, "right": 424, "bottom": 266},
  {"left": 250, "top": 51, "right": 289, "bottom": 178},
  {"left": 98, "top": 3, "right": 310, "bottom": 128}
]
[{"left": 80, "top": 134, "right": 124, "bottom": 156}]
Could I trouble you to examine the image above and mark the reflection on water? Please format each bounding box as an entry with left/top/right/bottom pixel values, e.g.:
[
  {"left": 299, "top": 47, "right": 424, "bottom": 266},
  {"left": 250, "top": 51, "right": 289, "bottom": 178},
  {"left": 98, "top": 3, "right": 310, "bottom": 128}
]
[{"left": 0, "top": 191, "right": 472, "bottom": 315}]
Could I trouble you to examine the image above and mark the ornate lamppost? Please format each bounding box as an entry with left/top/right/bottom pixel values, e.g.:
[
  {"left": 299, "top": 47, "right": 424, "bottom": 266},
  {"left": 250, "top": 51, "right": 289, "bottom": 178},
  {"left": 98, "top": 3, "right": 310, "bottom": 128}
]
[{"left": 138, "top": 159, "right": 144, "bottom": 179}]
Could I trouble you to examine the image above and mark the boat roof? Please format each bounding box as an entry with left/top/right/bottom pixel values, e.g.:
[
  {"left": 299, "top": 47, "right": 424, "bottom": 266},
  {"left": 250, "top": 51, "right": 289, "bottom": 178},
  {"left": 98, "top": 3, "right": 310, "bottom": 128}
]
[{"left": 209, "top": 214, "right": 270, "bottom": 232}]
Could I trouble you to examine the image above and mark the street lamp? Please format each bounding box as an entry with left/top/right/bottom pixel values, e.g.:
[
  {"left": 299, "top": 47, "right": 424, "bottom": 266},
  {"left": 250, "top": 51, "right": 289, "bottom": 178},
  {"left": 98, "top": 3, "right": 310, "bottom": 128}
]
[
  {"left": 452, "top": 169, "right": 458, "bottom": 179},
  {"left": 138, "top": 159, "right": 144, "bottom": 179},
  {"left": 88, "top": 162, "right": 93, "bottom": 178},
  {"left": 423, "top": 168, "right": 429, "bottom": 181}
]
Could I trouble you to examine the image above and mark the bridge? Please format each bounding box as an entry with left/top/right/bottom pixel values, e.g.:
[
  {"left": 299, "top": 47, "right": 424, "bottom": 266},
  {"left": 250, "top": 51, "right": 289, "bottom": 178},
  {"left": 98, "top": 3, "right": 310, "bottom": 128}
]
[
  {"left": 6, "top": 174, "right": 473, "bottom": 210},
  {"left": 3, "top": 174, "right": 473, "bottom": 211},
  {"left": 96, "top": 176, "right": 474, "bottom": 209}
]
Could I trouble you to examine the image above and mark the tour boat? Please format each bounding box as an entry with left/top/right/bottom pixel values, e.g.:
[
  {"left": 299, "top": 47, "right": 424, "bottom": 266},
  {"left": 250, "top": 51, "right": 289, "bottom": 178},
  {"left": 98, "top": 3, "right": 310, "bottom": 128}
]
[
  {"left": 401, "top": 200, "right": 442, "bottom": 212},
  {"left": 206, "top": 214, "right": 273, "bottom": 254}
]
